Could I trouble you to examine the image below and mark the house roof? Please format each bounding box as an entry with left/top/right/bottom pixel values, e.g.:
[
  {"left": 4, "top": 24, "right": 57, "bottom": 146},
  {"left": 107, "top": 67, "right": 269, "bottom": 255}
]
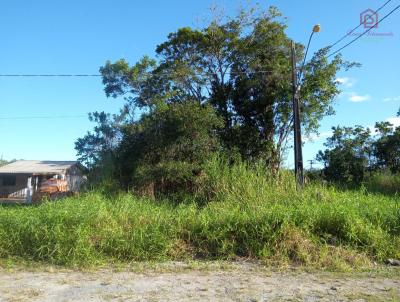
[{"left": 0, "top": 160, "right": 78, "bottom": 175}]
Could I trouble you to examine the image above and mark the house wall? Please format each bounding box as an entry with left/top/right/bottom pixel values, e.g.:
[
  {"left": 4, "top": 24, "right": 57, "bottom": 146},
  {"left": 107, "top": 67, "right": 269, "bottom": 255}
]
[
  {"left": 0, "top": 174, "right": 30, "bottom": 198},
  {"left": 0, "top": 164, "right": 85, "bottom": 201},
  {"left": 66, "top": 165, "right": 84, "bottom": 192}
]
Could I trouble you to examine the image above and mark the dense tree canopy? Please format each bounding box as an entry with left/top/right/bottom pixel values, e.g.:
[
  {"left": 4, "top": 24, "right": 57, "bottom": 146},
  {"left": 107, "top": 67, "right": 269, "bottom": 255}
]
[
  {"left": 374, "top": 121, "right": 400, "bottom": 174},
  {"left": 317, "top": 126, "right": 372, "bottom": 184},
  {"left": 76, "top": 6, "right": 352, "bottom": 194},
  {"left": 115, "top": 101, "right": 222, "bottom": 193},
  {"left": 317, "top": 110, "right": 400, "bottom": 184}
]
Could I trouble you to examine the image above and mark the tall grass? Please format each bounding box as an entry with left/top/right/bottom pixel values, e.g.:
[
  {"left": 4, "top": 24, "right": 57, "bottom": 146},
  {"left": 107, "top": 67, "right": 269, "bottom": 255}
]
[
  {"left": 0, "top": 158, "right": 399, "bottom": 269},
  {"left": 365, "top": 172, "right": 400, "bottom": 195}
]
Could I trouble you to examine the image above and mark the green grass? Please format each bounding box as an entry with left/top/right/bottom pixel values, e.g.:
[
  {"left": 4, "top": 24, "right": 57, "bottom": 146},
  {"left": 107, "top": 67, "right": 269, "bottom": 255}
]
[
  {"left": 365, "top": 172, "right": 400, "bottom": 195},
  {"left": 0, "top": 159, "right": 399, "bottom": 269}
]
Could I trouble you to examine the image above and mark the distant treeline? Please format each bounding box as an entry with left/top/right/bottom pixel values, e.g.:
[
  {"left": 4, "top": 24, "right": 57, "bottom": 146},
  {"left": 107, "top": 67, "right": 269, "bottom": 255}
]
[{"left": 317, "top": 110, "right": 400, "bottom": 186}]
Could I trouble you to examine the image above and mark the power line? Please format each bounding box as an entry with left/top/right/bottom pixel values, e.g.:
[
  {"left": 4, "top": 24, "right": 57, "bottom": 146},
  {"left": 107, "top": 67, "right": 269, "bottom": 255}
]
[
  {"left": 0, "top": 70, "right": 277, "bottom": 78},
  {"left": 329, "top": 0, "right": 393, "bottom": 49},
  {"left": 2, "top": 3, "right": 396, "bottom": 80},
  {"left": 327, "top": 4, "right": 400, "bottom": 58},
  {"left": 0, "top": 74, "right": 101, "bottom": 77},
  {"left": 0, "top": 115, "right": 87, "bottom": 120},
  {"left": 308, "top": 160, "right": 317, "bottom": 170}
]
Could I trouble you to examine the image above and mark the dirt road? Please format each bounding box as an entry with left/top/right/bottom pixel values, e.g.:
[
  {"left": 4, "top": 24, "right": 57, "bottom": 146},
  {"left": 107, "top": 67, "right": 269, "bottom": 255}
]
[{"left": 0, "top": 263, "right": 399, "bottom": 301}]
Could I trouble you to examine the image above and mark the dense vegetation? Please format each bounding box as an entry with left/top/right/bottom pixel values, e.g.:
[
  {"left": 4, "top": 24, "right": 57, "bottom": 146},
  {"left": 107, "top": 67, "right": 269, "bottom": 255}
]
[
  {"left": 317, "top": 111, "right": 400, "bottom": 188},
  {"left": 1, "top": 6, "right": 398, "bottom": 270},
  {"left": 75, "top": 6, "right": 352, "bottom": 197},
  {"left": 0, "top": 159, "right": 399, "bottom": 269}
]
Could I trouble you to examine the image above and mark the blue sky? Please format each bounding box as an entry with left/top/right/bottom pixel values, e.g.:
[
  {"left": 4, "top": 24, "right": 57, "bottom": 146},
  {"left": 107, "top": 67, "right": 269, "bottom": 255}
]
[{"left": 0, "top": 0, "right": 399, "bottom": 168}]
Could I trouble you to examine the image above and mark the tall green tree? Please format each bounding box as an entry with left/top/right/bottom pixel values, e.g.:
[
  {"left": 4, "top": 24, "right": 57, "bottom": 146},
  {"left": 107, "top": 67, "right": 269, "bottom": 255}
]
[
  {"left": 115, "top": 101, "right": 222, "bottom": 193},
  {"left": 98, "top": 6, "right": 352, "bottom": 170},
  {"left": 75, "top": 111, "right": 121, "bottom": 168},
  {"left": 373, "top": 119, "right": 400, "bottom": 173},
  {"left": 317, "top": 126, "right": 372, "bottom": 184}
]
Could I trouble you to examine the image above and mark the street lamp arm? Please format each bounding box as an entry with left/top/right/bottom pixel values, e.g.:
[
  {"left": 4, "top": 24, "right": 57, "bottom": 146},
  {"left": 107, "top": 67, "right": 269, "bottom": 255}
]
[
  {"left": 298, "top": 24, "right": 320, "bottom": 85},
  {"left": 298, "top": 31, "right": 314, "bottom": 85}
]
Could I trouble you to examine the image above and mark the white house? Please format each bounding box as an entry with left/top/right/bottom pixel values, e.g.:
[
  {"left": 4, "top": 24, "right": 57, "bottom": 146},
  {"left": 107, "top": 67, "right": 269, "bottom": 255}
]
[{"left": 0, "top": 160, "right": 84, "bottom": 203}]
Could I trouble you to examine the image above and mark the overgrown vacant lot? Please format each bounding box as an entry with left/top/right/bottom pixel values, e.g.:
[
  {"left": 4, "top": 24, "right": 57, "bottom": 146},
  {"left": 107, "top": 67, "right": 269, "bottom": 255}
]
[{"left": 0, "top": 162, "right": 399, "bottom": 269}]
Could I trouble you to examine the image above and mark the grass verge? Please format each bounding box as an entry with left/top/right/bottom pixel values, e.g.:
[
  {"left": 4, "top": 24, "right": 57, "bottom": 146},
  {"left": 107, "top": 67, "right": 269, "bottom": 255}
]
[{"left": 0, "top": 159, "right": 399, "bottom": 270}]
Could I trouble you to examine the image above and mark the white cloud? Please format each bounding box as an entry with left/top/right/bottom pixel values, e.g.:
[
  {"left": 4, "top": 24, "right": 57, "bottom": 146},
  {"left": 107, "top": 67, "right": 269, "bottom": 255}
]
[
  {"left": 366, "top": 124, "right": 377, "bottom": 135},
  {"left": 348, "top": 93, "right": 370, "bottom": 103},
  {"left": 383, "top": 96, "right": 400, "bottom": 102},
  {"left": 386, "top": 117, "right": 400, "bottom": 128},
  {"left": 372, "top": 117, "right": 400, "bottom": 134},
  {"left": 336, "top": 77, "right": 356, "bottom": 88}
]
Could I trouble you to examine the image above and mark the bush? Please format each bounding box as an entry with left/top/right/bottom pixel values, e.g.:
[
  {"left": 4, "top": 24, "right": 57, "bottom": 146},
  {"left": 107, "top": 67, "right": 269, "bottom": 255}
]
[
  {"left": 0, "top": 159, "right": 399, "bottom": 269},
  {"left": 365, "top": 172, "right": 400, "bottom": 195},
  {"left": 114, "top": 101, "right": 223, "bottom": 198}
]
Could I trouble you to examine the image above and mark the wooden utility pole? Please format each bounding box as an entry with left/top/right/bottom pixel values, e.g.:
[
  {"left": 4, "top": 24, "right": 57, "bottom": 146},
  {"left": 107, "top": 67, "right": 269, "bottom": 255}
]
[
  {"left": 291, "top": 40, "right": 304, "bottom": 189},
  {"left": 308, "top": 160, "right": 316, "bottom": 170}
]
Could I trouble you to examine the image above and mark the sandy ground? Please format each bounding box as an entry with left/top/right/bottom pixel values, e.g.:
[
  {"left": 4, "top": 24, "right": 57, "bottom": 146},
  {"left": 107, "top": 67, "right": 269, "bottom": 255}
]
[{"left": 0, "top": 263, "right": 399, "bottom": 302}]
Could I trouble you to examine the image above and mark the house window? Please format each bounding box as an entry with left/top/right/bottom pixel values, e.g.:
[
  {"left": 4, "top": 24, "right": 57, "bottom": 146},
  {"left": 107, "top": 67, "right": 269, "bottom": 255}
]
[{"left": 2, "top": 176, "right": 16, "bottom": 186}]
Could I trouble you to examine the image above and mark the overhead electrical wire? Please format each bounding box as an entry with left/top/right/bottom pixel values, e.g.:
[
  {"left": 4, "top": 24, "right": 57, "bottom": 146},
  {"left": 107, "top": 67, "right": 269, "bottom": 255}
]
[
  {"left": 0, "top": 70, "right": 278, "bottom": 78},
  {"left": 328, "top": 0, "right": 393, "bottom": 49},
  {"left": 1, "top": 2, "right": 398, "bottom": 80},
  {"left": 327, "top": 3, "right": 400, "bottom": 58},
  {"left": 0, "top": 74, "right": 101, "bottom": 77},
  {"left": 0, "top": 115, "right": 87, "bottom": 120}
]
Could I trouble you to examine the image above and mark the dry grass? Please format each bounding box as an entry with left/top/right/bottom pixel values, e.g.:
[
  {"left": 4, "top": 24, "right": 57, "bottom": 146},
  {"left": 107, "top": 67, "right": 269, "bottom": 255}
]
[{"left": 0, "top": 159, "right": 398, "bottom": 270}]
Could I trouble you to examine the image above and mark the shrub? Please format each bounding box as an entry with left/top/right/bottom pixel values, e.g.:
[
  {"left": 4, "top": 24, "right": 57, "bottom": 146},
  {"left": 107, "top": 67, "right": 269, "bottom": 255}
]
[
  {"left": 0, "top": 159, "right": 399, "bottom": 269},
  {"left": 116, "top": 101, "right": 223, "bottom": 198},
  {"left": 365, "top": 172, "right": 400, "bottom": 195}
]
